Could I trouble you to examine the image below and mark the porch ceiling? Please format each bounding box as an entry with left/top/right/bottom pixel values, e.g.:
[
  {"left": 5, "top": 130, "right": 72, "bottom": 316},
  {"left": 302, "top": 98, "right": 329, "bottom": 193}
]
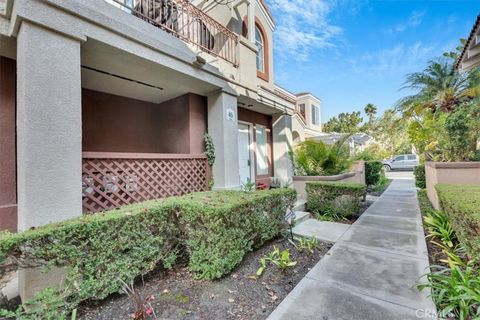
[
  {"left": 237, "top": 95, "right": 291, "bottom": 116},
  {"left": 81, "top": 39, "right": 218, "bottom": 103}
]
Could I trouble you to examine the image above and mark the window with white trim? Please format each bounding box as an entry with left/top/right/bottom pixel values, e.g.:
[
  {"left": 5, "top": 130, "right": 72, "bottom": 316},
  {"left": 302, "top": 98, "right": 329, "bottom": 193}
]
[
  {"left": 255, "top": 26, "right": 265, "bottom": 73},
  {"left": 311, "top": 105, "right": 320, "bottom": 125},
  {"left": 255, "top": 125, "right": 268, "bottom": 175}
]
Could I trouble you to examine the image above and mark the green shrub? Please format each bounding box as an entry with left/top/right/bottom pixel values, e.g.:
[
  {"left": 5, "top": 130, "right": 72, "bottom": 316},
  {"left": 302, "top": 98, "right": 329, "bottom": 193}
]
[
  {"left": 289, "top": 139, "right": 352, "bottom": 176},
  {"left": 418, "top": 263, "right": 480, "bottom": 320},
  {"left": 414, "top": 164, "right": 426, "bottom": 189},
  {"left": 0, "top": 189, "right": 295, "bottom": 318},
  {"left": 306, "top": 182, "right": 366, "bottom": 220},
  {"left": 176, "top": 189, "right": 296, "bottom": 279},
  {"left": 436, "top": 184, "right": 480, "bottom": 259},
  {"left": 0, "top": 200, "right": 181, "bottom": 317},
  {"left": 365, "top": 161, "right": 383, "bottom": 186}
]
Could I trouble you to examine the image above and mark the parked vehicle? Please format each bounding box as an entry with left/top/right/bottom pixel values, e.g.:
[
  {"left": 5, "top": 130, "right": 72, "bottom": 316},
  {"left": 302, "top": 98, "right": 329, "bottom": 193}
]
[{"left": 382, "top": 154, "right": 419, "bottom": 171}]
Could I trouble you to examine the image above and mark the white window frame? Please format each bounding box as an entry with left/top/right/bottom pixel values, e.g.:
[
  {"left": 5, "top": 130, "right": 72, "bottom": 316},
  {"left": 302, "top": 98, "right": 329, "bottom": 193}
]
[
  {"left": 255, "top": 26, "right": 265, "bottom": 73},
  {"left": 255, "top": 125, "right": 269, "bottom": 176},
  {"left": 311, "top": 105, "right": 320, "bottom": 125}
]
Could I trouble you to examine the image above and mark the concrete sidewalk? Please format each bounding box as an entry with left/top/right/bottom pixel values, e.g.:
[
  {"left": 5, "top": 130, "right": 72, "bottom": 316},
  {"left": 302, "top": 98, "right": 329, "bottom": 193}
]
[{"left": 268, "top": 177, "right": 436, "bottom": 320}]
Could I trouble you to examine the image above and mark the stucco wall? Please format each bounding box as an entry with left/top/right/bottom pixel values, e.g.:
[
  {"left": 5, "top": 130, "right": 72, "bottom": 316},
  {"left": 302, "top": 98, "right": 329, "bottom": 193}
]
[
  {"left": 0, "top": 56, "right": 17, "bottom": 232},
  {"left": 426, "top": 161, "right": 480, "bottom": 209},
  {"left": 293, "top": 161, "right": 366, "bottom": 200},
  {"left": 82, "top": 90, "right": 207, "bottom": 154}
]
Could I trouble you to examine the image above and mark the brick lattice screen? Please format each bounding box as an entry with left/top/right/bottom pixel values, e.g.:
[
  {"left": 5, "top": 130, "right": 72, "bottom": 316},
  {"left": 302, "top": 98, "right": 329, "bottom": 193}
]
[{"left": 82, "top": 153, "right": 209, "bottom": 213}]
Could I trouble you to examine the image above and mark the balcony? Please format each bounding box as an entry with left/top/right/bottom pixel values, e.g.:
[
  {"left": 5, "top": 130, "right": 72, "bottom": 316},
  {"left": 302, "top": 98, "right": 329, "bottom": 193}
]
[{"left": 110, "top": 0, "right": 239, "bottom": 66}]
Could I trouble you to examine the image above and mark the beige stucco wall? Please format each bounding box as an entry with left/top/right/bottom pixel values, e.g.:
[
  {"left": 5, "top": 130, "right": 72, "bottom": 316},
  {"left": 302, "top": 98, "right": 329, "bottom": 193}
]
[
  {"left": 16, "top": 22, "right": 83, "bottom": 231},
  {"left": 426, "top": 162, "right": 480, "bottom": 209},
  {"left": 296, "top": 94, "right": 322, "bottom": 133},
  {"left": 293, "top": 161, "right": 366, "bottom": 200},
  {"left": 195, "top": 0, "right": 275, "bottom": 90},
  {"left": 293, "top": 173, "right": 358, "bottom": 201}
]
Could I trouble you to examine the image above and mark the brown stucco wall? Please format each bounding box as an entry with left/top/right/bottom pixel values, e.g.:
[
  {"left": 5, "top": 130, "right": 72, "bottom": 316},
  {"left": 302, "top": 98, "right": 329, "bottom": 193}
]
[
  {"left": 82, "top": 90, "right": 207, "bottom": 154},
  {"left": 238, "top": 107, "right": 273, "bottom": 184},
  {"left": 0, "top": 57, "right": 17, "bottom": 232}
]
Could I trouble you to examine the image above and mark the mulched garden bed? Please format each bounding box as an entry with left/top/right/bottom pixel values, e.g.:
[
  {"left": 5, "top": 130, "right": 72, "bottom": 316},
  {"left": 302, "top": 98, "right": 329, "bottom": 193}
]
[
  {"left": 367, "top": 179, "right": 392, "bottom": 197},
  {"left": 78, "top": 238, "right": 332, "bottom": 320},
  {"left": 328, "top": 199, "right": 373, "bottom": 225}
]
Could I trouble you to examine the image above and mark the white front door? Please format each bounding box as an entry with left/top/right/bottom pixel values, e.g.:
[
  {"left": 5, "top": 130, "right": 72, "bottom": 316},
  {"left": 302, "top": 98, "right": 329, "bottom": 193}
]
[{"left": 238, "top": 123, "right": 252, "bottom": 184}]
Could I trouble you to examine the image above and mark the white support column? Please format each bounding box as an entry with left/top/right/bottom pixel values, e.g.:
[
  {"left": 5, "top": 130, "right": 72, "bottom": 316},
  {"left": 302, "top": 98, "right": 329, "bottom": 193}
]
[
  {"left": 272, "top": 113, "right": 293, "bottom": 185},
  {"left": 207, "top": 90, "right": 241, "bottom": 190},
  {"left": 248, "top": 0, "right": 256, "bottom": 44},
  {"left": 16, "top": 22, "right": 82, "bottom": 231}
]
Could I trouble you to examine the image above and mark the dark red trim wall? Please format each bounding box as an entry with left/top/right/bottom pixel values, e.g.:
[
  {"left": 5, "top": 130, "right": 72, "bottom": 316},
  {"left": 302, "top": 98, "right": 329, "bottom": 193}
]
[{"left": 0, "top": 57, "right": 17, "bottom": 232}]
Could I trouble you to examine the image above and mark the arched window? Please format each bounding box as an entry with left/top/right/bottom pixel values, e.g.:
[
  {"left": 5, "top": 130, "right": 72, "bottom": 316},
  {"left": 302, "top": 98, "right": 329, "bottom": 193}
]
[
  {"left": 255, "top": 26, "right": 265, "bottom": 73},
  {"left": 243, "top": 17, "right": 269, "bottom": 81}
]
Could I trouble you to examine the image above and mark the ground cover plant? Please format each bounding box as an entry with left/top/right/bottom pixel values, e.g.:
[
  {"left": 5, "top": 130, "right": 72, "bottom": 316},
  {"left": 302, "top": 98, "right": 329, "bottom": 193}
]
[
  {"left": 417, "top": 185, "right": 480, "bottom": 320},
  {"left": 0, "top": 189, "right": 296, "bottom": 319},
  {"left": 306, "top": 181, "right": 366, "bottom": 221}
]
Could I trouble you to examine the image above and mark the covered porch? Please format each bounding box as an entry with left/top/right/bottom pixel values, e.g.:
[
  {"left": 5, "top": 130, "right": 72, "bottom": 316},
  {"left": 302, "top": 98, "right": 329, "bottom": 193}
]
[{"left": 79, "top": 39, "right": 223, "bottom": 213}]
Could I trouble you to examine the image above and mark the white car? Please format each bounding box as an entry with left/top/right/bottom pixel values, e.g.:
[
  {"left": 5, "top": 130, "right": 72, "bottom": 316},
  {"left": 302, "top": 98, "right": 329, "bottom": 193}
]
[{"left": 382, "top": 154, "right": 419, "bottom": 171}]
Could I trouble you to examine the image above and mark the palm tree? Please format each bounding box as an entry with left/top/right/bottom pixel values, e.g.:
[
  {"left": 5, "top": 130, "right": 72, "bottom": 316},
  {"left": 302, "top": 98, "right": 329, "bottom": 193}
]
[
  {"left": 396, "top": 59, "right": 479, "bottom": 116},
  {"left": 364, "top": 103, "right": 377, "bottom": 121}
]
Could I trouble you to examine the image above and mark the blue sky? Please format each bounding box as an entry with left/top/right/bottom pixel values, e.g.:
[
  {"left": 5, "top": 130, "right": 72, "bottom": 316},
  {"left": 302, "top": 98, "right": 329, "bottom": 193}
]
[{"left": 265, "top": 0, "right": 479, "bottom": 122}]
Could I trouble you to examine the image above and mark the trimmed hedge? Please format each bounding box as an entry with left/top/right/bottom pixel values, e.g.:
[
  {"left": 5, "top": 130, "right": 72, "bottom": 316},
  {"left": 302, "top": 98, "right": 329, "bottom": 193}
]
[
  {"left": 0, "top": 189, "right": 296, "bottom": 317},
  {"left": 176, "top": 190, "right": 296, "bottom": 279},
  {"left": 306, "top": 181, "right": 366, "bottom": 219},
  {"left": 436, "top": 184, "right": 480, "bottom": 259},
  {"left": 414, "top": 164, "right": 426, "bottom": 189},
  {"left": 365, "top": 161, "right": 383, "bottom": 186}
]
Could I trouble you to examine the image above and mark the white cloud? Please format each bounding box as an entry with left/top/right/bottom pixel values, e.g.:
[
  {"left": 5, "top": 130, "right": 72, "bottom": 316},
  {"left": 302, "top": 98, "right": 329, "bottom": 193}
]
[
  {"left": 267, "top": 0, "right": 342, "bottom": 61},
  {"left": 385, "top": 10, "right": 425, "bottom": 34},
  {"left": 348, "top": 41, "right": 435, "bottom": 77}
]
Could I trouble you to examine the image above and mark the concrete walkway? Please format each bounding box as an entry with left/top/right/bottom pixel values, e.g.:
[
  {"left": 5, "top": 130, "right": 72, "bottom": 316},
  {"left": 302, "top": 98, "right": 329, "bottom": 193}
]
[{"left": 268, "top": 177, "right": 436, "bottom": 320}]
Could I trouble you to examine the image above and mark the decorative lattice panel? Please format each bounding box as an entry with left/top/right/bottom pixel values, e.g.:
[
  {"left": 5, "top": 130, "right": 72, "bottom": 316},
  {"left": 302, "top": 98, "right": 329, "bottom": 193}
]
[{"left": 82, "top": 154, "right": 209, "bottom": 213}]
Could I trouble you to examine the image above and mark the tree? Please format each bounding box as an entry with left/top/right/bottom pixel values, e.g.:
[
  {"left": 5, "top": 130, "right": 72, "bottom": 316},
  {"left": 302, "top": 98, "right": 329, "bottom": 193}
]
[
  {"left": 396, "top": 39, "right": 480, "bottom": 161},
  {"left": 370, "top": 109, "right": 411, "bottom": 157},
  {"left": 396, "top": 59, "right": 470, "bottom": 115},
  {"left": 323, "top": 111, "right": 363, "bottom": 133},
  {"left": 364, "top": 103, "right": 377, "bottom": 122}
]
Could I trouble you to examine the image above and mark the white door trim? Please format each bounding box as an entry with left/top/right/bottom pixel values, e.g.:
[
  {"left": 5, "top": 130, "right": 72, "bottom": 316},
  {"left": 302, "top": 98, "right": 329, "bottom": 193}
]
[{"left": 238, "top": 120, "right": 255, "bottom": 183}]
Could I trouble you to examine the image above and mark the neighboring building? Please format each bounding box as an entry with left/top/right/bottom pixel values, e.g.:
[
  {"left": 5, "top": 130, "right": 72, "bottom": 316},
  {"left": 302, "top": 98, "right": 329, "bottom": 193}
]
[
  {"left": 456, "top": 14, "right": 480, "bottom": 71},
  {"left": 0, "top": 0, "right": 323, "bottom": 231},
  {"left": 310, "top": 133, "right": 373, "bottom": 155}
]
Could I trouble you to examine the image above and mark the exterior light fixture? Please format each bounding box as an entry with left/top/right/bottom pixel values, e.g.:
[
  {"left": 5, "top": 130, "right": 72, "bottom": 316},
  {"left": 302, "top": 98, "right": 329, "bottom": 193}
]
[{"left": 193, "top": 55, "right": 206, "bottom": 67}]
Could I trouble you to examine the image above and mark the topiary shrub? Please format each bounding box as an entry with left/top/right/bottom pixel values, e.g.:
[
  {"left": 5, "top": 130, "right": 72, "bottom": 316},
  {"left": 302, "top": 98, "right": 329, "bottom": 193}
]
[
  {"left": 306, "top": 182, "right": 366, "bottom": 219},
  {"left": 414, "top": 164, "right": 426, "bottom": 189},
  {"left": 0, "top": 189, "right": 296, "bottom": 318},
  {"left": 365, "top": 161, "right": 383, "bottom": 186},
  {"left": 436, "top": 184, "right": 480, "bottom": 259}
]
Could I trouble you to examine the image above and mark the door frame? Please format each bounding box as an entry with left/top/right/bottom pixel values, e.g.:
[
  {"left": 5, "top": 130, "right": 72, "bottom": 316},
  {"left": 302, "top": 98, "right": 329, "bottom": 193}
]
[{"left": 238, "top": 120, "right": 255, "bottom": 183}]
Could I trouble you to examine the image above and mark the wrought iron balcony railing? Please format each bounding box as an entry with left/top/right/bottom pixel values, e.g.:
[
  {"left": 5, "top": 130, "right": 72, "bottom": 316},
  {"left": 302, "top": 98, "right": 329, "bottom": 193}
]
[{"left": 111, "top": 0, "right": 239, "bottom": 66}]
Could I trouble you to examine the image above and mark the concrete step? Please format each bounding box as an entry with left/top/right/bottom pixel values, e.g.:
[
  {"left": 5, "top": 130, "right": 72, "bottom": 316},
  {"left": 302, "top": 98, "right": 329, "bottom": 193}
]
[
  {"left": 293, "top": 199, "right": 306, "bottom": 212},
  {"left": 294, "top": 211, "right": 311, "bottom": 225},
  {"left": 293, "top": 218, "right": 351, "bottom": 243}
]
